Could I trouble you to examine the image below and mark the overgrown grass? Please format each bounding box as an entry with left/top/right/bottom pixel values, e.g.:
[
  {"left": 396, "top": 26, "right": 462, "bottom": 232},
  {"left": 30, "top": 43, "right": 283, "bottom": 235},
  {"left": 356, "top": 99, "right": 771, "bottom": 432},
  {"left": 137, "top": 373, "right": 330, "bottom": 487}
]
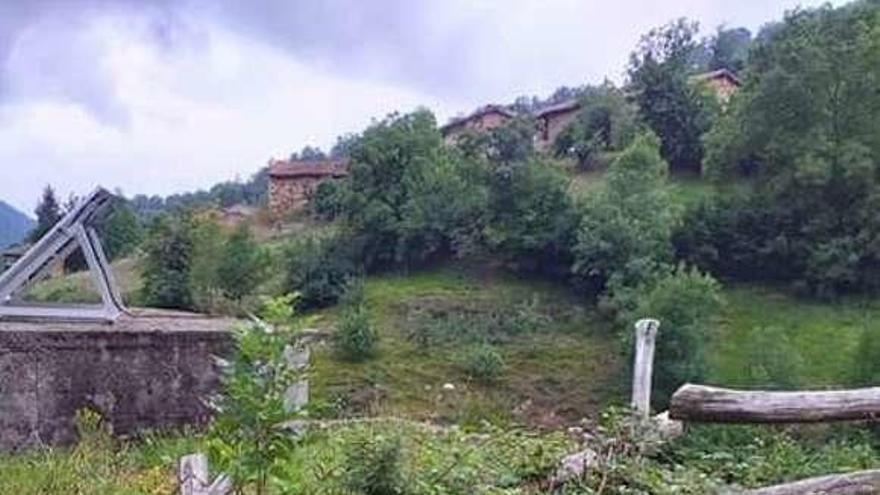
[
  {"left": 308, "top": 265, "right": 623, "bottom": 428},
  {"left": 709, "top": 285, "right": 879, "bottom": 388}
]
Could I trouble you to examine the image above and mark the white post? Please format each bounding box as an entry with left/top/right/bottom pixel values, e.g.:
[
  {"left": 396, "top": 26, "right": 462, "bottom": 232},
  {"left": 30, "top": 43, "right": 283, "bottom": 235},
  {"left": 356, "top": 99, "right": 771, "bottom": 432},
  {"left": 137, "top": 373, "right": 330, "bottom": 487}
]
[
  {"left": 631, "top": 318, "right": 660, "bottom": 418},
  {"left": 179, "top": 453, "right": 232, "bottom": 495}
]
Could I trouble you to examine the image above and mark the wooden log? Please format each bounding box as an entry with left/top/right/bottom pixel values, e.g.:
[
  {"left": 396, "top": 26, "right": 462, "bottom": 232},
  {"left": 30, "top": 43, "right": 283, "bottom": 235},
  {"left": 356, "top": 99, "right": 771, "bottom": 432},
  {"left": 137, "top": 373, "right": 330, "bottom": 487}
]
[
  {"left": 744, "top": 469, "right": 880, "bottom": 495},
  {"left": 670, "top": 384, "right": 880, "bottom": 423},
  {"left": 631, "top": 319, "right": 660, "bottom": 418}
]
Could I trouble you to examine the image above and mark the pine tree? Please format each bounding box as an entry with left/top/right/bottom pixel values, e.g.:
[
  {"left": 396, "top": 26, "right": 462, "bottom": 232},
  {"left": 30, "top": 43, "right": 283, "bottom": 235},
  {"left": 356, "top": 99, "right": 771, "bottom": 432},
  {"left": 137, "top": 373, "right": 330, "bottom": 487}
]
[{"left": 29, "top": 185, "right": 62, "bottom": 242}]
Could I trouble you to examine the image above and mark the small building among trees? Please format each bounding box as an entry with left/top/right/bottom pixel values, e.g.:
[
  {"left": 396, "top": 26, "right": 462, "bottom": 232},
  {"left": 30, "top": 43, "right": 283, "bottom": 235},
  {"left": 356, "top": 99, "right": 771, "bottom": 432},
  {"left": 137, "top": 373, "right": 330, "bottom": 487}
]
[
  {"left": 440, "top": 104, "right": 515, "bottom": 144},
  {"left": 534, "top": 99, "right": 582, "bottom": 152},
  {"left": 267, "top": 158, "right": 348, "bottom": 217},
  {"left": 690, "top": 68, "right": 741, "bottom": 103}
]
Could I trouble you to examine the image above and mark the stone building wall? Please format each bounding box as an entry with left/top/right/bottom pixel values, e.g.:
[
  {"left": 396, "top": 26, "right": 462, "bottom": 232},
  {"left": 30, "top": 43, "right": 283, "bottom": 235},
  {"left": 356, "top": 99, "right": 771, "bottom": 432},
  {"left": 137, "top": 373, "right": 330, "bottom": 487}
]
[
  {"left": 269, "top": 175, "right": 325, "bottom": 218},
  {"left": 536, "top": 108, "right": 581, "bottom": 152},
  {"left": 0, "top": 315, "right": 234, "bottom": 451}
]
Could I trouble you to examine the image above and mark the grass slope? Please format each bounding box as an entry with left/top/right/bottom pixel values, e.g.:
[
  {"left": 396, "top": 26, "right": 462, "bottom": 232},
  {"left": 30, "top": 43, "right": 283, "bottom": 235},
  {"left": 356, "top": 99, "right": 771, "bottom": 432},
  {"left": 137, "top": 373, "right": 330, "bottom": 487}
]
[{"left": 309, "top": 265, "right": 623, "bottom": 428}]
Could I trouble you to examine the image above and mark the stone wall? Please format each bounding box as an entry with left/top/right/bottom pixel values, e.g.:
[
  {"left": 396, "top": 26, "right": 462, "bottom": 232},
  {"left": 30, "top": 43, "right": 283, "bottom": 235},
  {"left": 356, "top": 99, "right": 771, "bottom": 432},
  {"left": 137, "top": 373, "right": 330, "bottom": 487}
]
[
  {"left": 0, "top": 314, "right": 234, "bottom": 451},
  {"left": 269, "top": 176, "right": 324, "bottom": 218},
  {"left": 536, "top": 108, "right": 580, "bottom": 152}
]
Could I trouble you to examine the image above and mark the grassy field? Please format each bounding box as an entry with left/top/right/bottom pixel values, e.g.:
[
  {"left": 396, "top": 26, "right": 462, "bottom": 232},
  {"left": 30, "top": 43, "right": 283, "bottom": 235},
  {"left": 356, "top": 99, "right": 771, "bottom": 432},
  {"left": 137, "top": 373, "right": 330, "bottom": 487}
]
[
  {"left": 308, "top": 264, "right": 623, "bottom": 428},
  {"left": 709, "top": 285, "right": 878, "bottom": 389}
]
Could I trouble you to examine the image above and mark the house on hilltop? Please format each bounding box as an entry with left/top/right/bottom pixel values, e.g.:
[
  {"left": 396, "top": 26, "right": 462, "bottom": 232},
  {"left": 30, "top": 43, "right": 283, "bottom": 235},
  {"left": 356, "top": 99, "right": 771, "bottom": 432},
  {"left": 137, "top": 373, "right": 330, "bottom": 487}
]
[
  {"left": 690, "top": 68, "right": 741, "bottom": 103},
  {"left": 440, "top": 104, "right": 515, "bottom": 144},
  {"left": 534, "top": 99, "right": 582, "bottom": 152},
  {"left": 268, "top": 158, "right": 348, "bottom": 217}
]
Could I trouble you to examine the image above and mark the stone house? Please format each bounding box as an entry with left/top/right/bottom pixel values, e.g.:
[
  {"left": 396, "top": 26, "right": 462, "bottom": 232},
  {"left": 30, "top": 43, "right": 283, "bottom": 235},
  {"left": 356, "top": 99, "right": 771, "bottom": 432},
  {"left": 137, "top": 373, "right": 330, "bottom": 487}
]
[
  {"left": 268, "top": 158, "right": 349, "bottom": 217},
  {"left": 534, "top": 99, "right": 582, "bottom": 152},
  {"left": 440, "top": 104, "right": 515, "bottom": 144},
  {"left": 690, "top": 68, "right": 741, "bottom": 103}
]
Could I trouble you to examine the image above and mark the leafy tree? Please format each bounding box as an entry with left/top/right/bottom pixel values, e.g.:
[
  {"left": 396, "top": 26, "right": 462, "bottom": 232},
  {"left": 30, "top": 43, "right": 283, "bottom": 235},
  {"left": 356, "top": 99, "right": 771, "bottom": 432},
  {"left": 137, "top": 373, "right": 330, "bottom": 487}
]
[
  {"left": 29, "top": 185, "right": 62, "bottom": 242},
  {"left": 209, "top": 304, "right": 302, "bottom": 494},
  {"left": 573, "top": 134, "right": 677, "bottom": 295},
  {"left": 284, "top": 230, "right": 360, "bottom": 310},
  {"left": 485, "top": 158, "right": 576, "bottom": 274},
  {"left": 217, "top": 225, "right": 265, "bottom": 301},
  {"left": 290, "top": 145, "right": 327, "bottom": 161},
  {"left": 554, "top": 84, "right": 639, "bottom": 168},
  {"left": 699, "top": 2, "right": 880, "bottom": 296},
  {"left": 140, "top": 214, "right": 193, "bottom": 309},
  {"left": 101, "top": 201, "right": 143, "bottom": 260},
  {"left": 342, "top": 110, "right": 478, "bottom": 269},
  {"left": 623, "top": 265, "right": 722, "bottom": 408},
  {"left": 628, "top": 19, "right": 715, "bottom": 172},
  {"left": 707, "top": 26, "right": 752, "bottom": 73}
]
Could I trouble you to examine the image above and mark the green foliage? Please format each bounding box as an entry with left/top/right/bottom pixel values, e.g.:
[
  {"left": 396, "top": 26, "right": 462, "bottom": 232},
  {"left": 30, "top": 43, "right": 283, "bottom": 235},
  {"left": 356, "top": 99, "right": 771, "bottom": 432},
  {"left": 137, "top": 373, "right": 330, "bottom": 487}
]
[
  {"left": 343, "top": 433, "right": 407, "bottom": 495},
  {"left": 628, "top": 19, "right": 715, "bottom": 172},
  {"left": 462, "top": 344, "right": 504, "bottom": 382},
  {"left": 739, "top": 326, "right": 805, "bottom": 389},
  {"left": 706, "top": 26, "right": 752, "bottom": 73},
  {"left": 29, "top": 185, "right": 62, "bottom": 242},
  {"left": 140, "top": 213, "right": 193, "bottom": 309},
  {"left": 216, "top": 224, "right": 266, "bottom": 300},
  {"left": 209, "top": 314, "right": 302, "bottom": 494},
  {"left": 573, "top": 134, "right": 677, "bottom": 295},
  {"left": 554, "top": 84, "right": 640, "bottom": 168},
  {"left": 458, "top": 115, "right": 536, "bottom": 165},
  {"left": 338, "top": 110, "right": 489, "bottom": 270},
  {"left": 485, "top": 158, "right": 576, "bottom": 273},
  {"left": 311, "top": 180, "right": 346, "bottom": 221},
  {"left": 284, "top": 230, "right": 360, "bottom": 310},
  {"left": 334, "top": 298, "right": 378, "bottom": 362},
  {"left": 622, "top": 265, "right": 723, "bottom": 408},
  {"left": 100, "top": 201, "right": 143, "bottom": 260}
]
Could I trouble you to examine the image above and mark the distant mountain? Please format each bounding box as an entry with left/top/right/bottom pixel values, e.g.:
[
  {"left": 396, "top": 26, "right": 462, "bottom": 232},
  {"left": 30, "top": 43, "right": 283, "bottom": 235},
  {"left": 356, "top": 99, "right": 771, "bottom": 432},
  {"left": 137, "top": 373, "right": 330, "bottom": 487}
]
[{"left": 0, "top": 200, "right": 34, "bottom": 249}]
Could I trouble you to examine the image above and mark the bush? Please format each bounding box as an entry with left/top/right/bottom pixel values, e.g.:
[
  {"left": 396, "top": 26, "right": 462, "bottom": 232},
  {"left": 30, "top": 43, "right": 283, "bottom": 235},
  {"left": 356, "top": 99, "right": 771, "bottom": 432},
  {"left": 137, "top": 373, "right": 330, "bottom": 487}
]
[
  {"left": 216, "top": 224, "right": 266, "bottom": 300},
  {"left": 140, "top": 214, "right": 193, "bottom": 309},
  {"left": 311, "top": 180, "right": 346, "bottom": 221},
  {"left": 485, "top": 158, "right": 576, "bottom": 274},
  {"left": 573, "top": 134, "right": 677, "bottom": 296},
  {"left": 335, "top": 302, "right": 377, "bottom": 362},
  {"left": 621, "top": 265, "right": 723, "bottom": 408},
  {"left": 462, "top": 344, "right": 504, "bottom": 382},
  {"left": 343, "top": 433, "right": 407, "bottom": 495},
  {"left": 284, "top": 230, "right": 360, "bottom": 310}
]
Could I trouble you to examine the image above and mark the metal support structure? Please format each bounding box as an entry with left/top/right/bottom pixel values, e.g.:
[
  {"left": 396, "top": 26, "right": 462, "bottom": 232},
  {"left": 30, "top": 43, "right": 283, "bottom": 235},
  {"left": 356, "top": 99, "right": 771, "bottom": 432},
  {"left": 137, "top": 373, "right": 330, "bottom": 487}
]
[{"left": 0, "top": 187, "right": 126, "bottom": 323}]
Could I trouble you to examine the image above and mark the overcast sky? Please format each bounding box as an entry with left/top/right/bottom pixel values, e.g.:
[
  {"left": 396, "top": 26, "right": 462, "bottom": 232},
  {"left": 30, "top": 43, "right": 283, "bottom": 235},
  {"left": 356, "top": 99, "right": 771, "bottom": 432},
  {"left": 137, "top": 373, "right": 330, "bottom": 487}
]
[{"left": 0, "top": 0, "right": 845, "bottom": 214}]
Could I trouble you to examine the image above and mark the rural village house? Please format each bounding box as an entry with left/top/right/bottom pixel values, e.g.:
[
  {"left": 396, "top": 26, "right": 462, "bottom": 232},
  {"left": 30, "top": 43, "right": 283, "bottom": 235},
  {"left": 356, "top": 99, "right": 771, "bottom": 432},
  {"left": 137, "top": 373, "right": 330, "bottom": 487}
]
[
  {"left": 534, "top": 99, "right": 581, "bottom": 152},
  {"left": 268, "top": 158, "right": 348, "bottom": 217},
  {"left": 439, "top": 104, "right": 515, "bottom": 145},
  {"left": 689, "top": 68, "right": 741, "bottom": 103},
  {"left": 441, "top": 69, "right": 741, "bottom": 152}
]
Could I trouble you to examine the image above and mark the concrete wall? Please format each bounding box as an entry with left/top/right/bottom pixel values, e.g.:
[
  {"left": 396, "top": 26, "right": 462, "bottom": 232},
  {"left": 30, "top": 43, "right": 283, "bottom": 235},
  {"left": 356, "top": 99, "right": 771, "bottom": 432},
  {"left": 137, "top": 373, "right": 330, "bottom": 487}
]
[{"left": 0, "top": 314, "right": 234, "bottom": 451}]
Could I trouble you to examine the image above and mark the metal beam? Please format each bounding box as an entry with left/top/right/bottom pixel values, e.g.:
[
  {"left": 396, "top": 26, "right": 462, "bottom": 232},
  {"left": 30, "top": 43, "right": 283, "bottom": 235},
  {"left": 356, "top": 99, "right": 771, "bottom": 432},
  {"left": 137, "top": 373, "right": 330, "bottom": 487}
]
[{"left": 0, "top": 187, "right": 127, "bottom": 323}]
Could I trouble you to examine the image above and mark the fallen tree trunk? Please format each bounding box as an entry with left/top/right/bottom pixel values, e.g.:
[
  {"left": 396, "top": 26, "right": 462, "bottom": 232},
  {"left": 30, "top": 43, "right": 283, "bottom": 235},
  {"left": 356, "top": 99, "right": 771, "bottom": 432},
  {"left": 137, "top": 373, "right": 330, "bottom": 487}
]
[
  {"left": 743, "top": 469, "right": 880, "bottom": 495},
  {"left": 670, "top": 384, "right": 880, "bottom": 423}
]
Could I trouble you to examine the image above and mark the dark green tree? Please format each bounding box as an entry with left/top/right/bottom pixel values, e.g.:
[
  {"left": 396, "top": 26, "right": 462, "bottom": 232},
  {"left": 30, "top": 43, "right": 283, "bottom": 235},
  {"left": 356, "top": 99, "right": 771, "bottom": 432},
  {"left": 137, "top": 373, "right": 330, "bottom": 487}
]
[
  {"left": 628, "top": 19, "right": 714, "bottom": 173},
  {"left": 29, "top": 185, "right": 62, "bottom": 242},
  {"left": 101, "top": 201, "right": 143, "bottom": 260},
  {"left": 707, "top": 26, "right": 752, "bottom": 73},
  {"left": 216, "top": 225, "right": 264, "bottom": 301},
  {"left": 140, "top": 214, "right": 193, "bottom": 309},
  {"left": 554, "top": 84, "right": 639, "bottom": 168}
]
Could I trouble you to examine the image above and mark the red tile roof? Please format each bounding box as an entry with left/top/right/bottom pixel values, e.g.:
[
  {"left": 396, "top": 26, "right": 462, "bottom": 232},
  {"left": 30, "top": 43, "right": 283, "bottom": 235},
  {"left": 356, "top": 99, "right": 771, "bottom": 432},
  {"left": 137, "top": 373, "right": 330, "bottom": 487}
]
[{"left": 268, "top": 158, "right": 349, "bottom": 179}]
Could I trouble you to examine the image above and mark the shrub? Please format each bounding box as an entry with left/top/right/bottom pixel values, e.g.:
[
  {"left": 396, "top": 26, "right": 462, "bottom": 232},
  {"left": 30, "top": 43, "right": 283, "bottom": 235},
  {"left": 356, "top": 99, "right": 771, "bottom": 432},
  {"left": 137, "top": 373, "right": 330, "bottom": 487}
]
[
  {"left": 621, "top": 265, "right": 723, "bottom": 408},
  {"left": 485, "top": 158, "right": 576, "bottom": 273},
  {"left": 335, "top": 302, "right": 377, "bottom": 362},
  {"left": 209, "top": 312, "right": 302, "bottom": 493},
  {"left": 311, "top": 180, "right": 346, "bottom": 221},
  {"left": 216, "top": 224, "right": 266, "bottom": 301},
  {"left": 284, "top": 230, "right": 360, "bottom": 310},
  {"left": 573, "top": 134, "right": 677, "bottom": 296},
  {"left": 140, "top": 214, "right": 193, "bottom": 309},
  {"left": 343, "top": 433, "right": 407, "bottom": 495},
  {"left": 462, "top": 344, "right": 505, "bottom": 382}
]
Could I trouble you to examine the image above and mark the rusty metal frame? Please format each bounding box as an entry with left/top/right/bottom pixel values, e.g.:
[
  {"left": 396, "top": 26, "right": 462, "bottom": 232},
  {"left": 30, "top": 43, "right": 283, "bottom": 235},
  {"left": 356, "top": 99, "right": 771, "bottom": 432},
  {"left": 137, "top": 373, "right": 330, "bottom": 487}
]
[{"left": 0, "top": 187, "right": 126, "bottom": 322}]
